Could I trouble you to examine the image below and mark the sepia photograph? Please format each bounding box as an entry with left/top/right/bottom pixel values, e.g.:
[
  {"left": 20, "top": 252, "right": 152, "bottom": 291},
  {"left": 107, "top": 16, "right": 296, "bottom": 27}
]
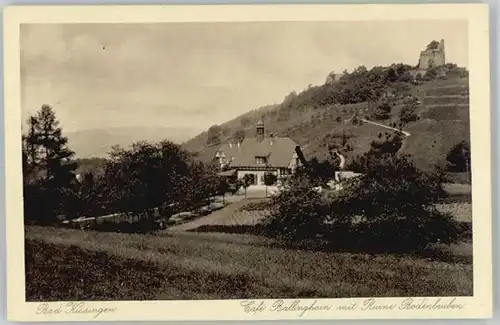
[{"left": 4, "top": 4, "right": 492, "bottom": 322}]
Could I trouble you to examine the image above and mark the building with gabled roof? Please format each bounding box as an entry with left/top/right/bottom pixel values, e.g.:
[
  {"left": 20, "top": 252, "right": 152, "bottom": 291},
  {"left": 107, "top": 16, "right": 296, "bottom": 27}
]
[{"left": 214, "top": 121, "right": 303, "bottom": 186}]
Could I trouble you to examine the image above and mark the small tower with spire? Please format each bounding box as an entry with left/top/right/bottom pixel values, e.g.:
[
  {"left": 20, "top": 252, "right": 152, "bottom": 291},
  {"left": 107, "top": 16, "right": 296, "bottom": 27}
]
[{"left": 256, "top": 120, "right": 265, "bottom": 142}]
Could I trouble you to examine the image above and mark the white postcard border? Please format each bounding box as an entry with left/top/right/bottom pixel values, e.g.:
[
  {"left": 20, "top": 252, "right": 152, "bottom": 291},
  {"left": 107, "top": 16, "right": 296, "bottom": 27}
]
[{"left": 3, "top": 3, "right": 492, "bottom": 321}]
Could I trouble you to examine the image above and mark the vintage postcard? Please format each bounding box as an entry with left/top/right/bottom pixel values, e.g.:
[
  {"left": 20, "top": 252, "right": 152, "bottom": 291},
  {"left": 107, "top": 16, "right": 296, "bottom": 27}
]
[{"left": 3, "top": 3, "right": 492, "bottom": 321}]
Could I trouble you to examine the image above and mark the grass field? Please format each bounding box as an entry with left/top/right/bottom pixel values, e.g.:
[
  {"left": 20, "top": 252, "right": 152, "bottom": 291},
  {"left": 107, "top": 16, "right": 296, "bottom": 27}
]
[{"left": 25, "top": 226, "right": 472, "bottom": 301}]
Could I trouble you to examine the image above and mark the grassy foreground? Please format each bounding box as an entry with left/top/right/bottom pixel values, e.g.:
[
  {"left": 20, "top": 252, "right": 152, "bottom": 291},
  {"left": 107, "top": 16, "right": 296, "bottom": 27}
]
[{"left": 25, "top": 226, "right": 472, "bottom": 301}]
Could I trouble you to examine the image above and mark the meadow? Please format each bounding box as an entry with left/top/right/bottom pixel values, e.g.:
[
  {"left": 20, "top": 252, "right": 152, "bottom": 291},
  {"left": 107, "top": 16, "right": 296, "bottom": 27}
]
[{"left": 25, "top": 225, "right": 472, "bottom": 301}]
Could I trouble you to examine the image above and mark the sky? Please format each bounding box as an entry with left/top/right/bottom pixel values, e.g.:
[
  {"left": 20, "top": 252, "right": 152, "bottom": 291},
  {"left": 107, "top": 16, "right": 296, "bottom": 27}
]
[{"left": 20, "top": 21, "right": 468, "bottom": 133}]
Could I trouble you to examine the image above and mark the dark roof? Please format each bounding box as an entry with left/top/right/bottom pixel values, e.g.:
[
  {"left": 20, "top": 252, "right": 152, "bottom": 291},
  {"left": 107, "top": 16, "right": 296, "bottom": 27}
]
[
  {"left": 218, "top": 169, "right": 237, "bottom": 176},
  {"left": 218, "top": 136, "right": 299, "bottom": 168},
  {"left": 194, "top": 144, "right": 219, "bottom": 164}
]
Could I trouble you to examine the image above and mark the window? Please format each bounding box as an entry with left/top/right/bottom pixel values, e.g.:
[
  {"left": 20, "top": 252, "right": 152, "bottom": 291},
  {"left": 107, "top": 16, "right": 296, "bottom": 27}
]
[
  {"left": 255, "top": 156, "right": 267, "bottom": 165},
  {"left": 244, "top": 174, "right": 256, "bottom": 185},
  {"left": 280, "top": 168, "right": 290, "bottom": 175}
]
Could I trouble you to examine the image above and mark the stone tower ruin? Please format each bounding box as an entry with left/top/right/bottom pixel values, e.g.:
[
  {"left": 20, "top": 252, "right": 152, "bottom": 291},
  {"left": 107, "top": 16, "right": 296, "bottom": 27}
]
[{"left": 418, "top": 39, "right": 446, "bottom": 70}]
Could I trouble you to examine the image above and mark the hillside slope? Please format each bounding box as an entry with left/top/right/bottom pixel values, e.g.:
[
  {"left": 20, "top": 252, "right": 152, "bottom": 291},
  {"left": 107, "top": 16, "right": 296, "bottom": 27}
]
[{"left": 184, "top": 76, "right": 470, "bottom": 171}]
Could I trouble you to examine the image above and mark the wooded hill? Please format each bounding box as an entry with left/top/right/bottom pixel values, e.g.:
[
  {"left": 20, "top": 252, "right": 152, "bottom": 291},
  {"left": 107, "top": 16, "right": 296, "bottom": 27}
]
[{"left": 182, "top": 63, "right": 470, "bottom": 172}]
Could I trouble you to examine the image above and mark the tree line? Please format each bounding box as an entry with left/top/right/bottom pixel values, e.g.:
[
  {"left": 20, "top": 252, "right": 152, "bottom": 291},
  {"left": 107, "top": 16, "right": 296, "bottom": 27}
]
[
  {"left": 22, "top": 105, "right": 230, "bottom": 228},
  {"left": 205, "top": 60, "right": 468, "bottom": 147}
]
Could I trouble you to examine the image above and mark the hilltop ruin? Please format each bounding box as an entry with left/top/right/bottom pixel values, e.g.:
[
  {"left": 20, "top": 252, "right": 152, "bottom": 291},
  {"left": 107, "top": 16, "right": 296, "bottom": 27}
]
[
  {"left": 409, "top": 39, "right": 446, "bottom": 79},
  {"left": 418, "top": 39, "right": 446, "bottom": 70}
]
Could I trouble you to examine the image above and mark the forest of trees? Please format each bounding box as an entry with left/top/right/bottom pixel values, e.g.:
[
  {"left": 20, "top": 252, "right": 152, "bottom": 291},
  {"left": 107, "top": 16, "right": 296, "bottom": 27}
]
[{"left": 278, "top": 64, "right": 416, "bottom": 114}]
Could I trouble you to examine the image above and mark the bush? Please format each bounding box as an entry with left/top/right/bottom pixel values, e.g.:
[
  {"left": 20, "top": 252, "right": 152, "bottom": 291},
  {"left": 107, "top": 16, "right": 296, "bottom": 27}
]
[
  {"left": 372, "top": 102, "right": 392, "bottom": 120},
  {"left": 446, "top": 140, "right": 471, "bottom": 173},
  {"left": 307, "top": 157, "right": 338, "bottom": 187},
  {"left": 87, "top": 219, "right": 166, "bottom": 233},
  {"left": 261, "top": 174, "right": 327, "bottom": 241},
  {"left": 326, "top": 154, "right": 459, "bottom": 252},
  {"left": 400, "top": 97, "right": 419, "bottom": 123},
  {"left": 369, "top": 132, "right": 403, "bottom": 156},
  {"left": 239, "top": 200, "right": 272, "bottom": 212},
  {"left": 263, "top": 172, "right": 278, "bottom": 186},
  {"left": 263, "top": 153, "right": 460, "bottom": 254},
  {"left": 23, "top": 183, "right": 60, "bottom": 225}
]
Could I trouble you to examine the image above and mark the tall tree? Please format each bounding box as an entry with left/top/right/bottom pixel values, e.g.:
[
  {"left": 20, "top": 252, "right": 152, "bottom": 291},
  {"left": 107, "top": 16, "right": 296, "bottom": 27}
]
[
  {"left": 263, "top": 171, "right": 278, "bottom": 197},
  {"left": 206, "top": 125, "right": 222, "bottom": 145},
  {"left": 23, "top": 116, "right": 42, "bottom": 180},
  {"left": 282, "top": 91, "right": 298, "bottom": 108},
  {"left": 34, "top": 105, "right": 77, "bottom": 184},
  {"left": 232, "top": 129, "right": 246, "bottom": 143},
  {"left": 325, "top": 71, "right": 337, "bottom": 85},
  {"left": 241, "top": 174, "right": 254, "bottom": 198},
  {"left": 22, "top": 105, "right": 77, "bottom": 224},
  {"left": 103, "top": 141, "right": 191, "bottom": 220},
  {"left": 221, "top": 126, "right": 231, "bottom": 137}
]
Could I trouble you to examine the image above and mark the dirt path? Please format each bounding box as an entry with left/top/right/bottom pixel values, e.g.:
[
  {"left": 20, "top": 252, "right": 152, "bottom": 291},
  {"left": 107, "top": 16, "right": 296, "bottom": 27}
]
[
  {"left": 360, "top": 118, "right": 411, "bottom": 137},
  {"left": 168, "top": 199, "right": 253, "bottom": 232}
]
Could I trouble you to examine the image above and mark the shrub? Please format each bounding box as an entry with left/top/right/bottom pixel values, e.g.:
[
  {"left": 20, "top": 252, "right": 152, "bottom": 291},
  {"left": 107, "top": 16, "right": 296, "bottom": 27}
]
[
  {"left": 372, "top": 103, "right": 392, "bottom": 120},
  {"left": 326, "top": 154, "right": 459, "bottom": 253},
  {"left": 87, "top": 219, "right": 164, "bottom": 233},
  {"left": 369, "top": 132, "right": 403, "bottom": 156},
  {"left": 239, "top": 174, "right": 255, "bottom": 197},
  {"left": 239, "top": 200, "right": 272, "bottom": 212},
  {"left": 446, "top": 140, "right": 471, "bottom": 173},
  {"left": 261, "top": 174, "right": 327, "bottom": 241},
  {"left": 264, "top": 151, "right": 460, "bottom": 254},
  {"left": 400, "top": 97, "right": 419, "bottom": 123},
  {"left": 263, "top": 172, "right": 278, "bottom": 186},
  {"left": 425, "top": 66, "right": 438, "bottom": 80},
  {"left": 306, "top": 157, "right": 338, "bottom": 187}
]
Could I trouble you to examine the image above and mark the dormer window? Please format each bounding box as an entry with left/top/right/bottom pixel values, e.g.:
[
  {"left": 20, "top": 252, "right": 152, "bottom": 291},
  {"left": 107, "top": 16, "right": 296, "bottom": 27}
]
[{"left": 255, "top": 156, "right": 267, "bottom": 165}]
